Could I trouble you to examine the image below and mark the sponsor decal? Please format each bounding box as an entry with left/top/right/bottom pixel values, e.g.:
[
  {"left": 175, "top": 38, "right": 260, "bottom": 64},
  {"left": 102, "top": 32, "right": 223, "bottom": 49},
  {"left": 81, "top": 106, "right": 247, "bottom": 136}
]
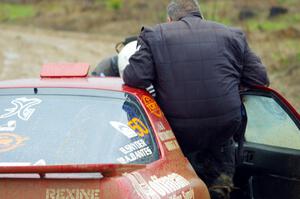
[
  {"left": 110, "top": 121, "right": 138, "bottom": 139},
  {"left": 117, "top": 139, "right": 153, "bottom": 164},
  {"left": 0, "top": 133, "right": 28, "bottom": 153},
  {"left": 34, "top": 159, "right": 47, "bottom": 166},
  {"left": 0, "top": 97, "right": 42, "bottom": 121},
  {"left": 128, "top": 117, "right": 149, "bottom": 138},
  {"left": 158, "top": 130, "right": 176, "bottom": 142},
  {"left": 124, "top": 172, "right": 193, "bottom": 199},
  {"left": 168, "top": 188, "right": 195, "bottom": 199},
  {"left": 0, "top": 120, "right": 16, "bottom": 132},
  {"left": 110, "top": 117, "right": 149, "bottom": 139},
  {"left": 164, "top": 140, "right": 180, "bottom": 152},
  {"left": 46, "top": 189, "right": 100, "bottom": 199},
  {"left": 156, "top": 121, "right": 166, "bottom": 132},
  {"left": 142, "top": 96, "right": 162, "bottom": 118},
  {"left": 0, "top": 159, "right": 46, "bottom": 166}
]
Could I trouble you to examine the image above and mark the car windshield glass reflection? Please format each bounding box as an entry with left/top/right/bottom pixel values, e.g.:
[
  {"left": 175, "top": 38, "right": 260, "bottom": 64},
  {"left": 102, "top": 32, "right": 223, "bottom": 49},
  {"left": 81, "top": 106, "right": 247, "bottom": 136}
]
[{"left": 0, "top": 90, "right": 159, "bottom": 166}]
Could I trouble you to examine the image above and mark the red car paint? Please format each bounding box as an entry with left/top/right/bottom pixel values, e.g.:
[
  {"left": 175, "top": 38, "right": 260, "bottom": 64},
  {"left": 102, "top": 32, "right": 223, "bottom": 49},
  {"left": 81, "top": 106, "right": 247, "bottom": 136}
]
[
  {"left": 0, "top": 64, "right": 210, "bottom": 199},
  {"left": 40, "top": 63, "right": 90, "bottom": 78}
]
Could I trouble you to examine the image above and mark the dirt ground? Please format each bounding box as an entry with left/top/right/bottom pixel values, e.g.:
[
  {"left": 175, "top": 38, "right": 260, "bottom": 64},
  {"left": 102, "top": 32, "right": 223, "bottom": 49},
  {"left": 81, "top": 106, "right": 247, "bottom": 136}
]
[{"left": 0, "top": 24, "right": 121, "bottom": 80}]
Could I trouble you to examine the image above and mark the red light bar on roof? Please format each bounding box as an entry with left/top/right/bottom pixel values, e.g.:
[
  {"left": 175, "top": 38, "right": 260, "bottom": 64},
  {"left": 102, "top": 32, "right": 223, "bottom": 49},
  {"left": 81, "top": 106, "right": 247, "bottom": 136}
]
[{"left": 40, "top": 63, "right": 90, "bottom": 78}]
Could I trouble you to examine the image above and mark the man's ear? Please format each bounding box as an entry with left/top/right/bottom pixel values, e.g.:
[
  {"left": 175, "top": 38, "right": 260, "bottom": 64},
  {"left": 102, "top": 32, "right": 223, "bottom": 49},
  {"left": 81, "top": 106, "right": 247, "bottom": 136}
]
[{"left": 167, "top": 16, "right": 172, "bottom": 23}]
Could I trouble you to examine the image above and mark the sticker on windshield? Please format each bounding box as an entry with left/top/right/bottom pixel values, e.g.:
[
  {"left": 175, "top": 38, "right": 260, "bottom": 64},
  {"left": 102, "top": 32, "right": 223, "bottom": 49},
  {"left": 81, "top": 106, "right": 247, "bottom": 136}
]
[
  {"left": 34, "top": 159, "right": 46, "bottom": 166},
  {"left": 110, "top": 121, "right": 138, "bottom": 139},
  {"left": 128, "top": 118, "right": 149, "bottom": 138},
  {"left": 0, "top": 159, "right": 46, "bottom": 166},
  {"left": 117, "top": 139, "right": 153, "bottom": 164},
  {"left": 0, "top": 133, "right": 28, "bottom": 153},
  {"left": 0, "top": 97, "right": 42, "bottom": 121},
  {"left": 0, "top": 120, "right": 16, "bottom": 132},
  {"left": 142, "top": 96, "right": 162, "bottom": 118}
]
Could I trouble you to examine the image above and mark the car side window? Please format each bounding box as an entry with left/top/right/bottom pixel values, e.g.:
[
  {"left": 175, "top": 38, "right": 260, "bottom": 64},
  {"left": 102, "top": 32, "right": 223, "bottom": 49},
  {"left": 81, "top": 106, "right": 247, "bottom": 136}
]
[{"left": 243, "top": 94, "right": 300, "bottom": 150}]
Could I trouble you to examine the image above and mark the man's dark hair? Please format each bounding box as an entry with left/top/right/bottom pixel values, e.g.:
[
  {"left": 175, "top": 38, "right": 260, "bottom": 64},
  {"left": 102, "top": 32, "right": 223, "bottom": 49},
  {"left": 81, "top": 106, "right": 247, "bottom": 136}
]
[{"left": 167, "top": 0, "right": 201, "bottom": 21}]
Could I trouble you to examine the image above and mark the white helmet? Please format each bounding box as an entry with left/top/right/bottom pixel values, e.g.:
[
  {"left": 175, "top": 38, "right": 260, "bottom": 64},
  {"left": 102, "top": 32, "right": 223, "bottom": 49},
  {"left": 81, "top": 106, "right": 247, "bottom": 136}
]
[{"left": 118, "top": 40, "right": 138, "bottom": 78}]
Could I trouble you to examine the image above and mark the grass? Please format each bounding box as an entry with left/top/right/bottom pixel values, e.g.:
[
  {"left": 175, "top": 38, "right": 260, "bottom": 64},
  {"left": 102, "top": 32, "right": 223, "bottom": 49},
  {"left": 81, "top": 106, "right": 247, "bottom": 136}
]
[
  {"left": 243, "top": 12, "right": 300, "bottom": 32},
  {"left": 0, "top": 3, "right": 36, "bottom": 21},
  {"left": 104, "top": 0, "right": 123, "bottom": 10},
  {"left": 200, "top": 0, "right": 235, "bottom": 25},
  {"left": 246, "top": 20, "right": 288, "bottom": 31},
  {"left": 277, "top": 0, "right": 300, "bottom": 6}
]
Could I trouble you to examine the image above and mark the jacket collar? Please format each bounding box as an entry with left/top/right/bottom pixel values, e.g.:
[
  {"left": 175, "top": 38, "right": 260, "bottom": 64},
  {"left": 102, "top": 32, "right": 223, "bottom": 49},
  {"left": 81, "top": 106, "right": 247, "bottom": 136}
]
[{"left": 180, "top": 11, "right": 203, "bottom": 20}]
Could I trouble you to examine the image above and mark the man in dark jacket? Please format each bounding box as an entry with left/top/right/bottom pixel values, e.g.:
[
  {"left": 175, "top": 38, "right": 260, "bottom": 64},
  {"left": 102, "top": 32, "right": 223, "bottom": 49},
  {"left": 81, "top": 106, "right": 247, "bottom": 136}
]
[{"left": 122, "top": 0, "right": 269, "bottom": 198}]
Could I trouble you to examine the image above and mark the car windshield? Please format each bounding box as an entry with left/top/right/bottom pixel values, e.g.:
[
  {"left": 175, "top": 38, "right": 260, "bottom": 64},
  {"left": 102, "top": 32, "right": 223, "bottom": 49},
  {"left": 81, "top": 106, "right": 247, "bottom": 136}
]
[{"left": 0, "top": 88, "right": 159, "bottom": 166}]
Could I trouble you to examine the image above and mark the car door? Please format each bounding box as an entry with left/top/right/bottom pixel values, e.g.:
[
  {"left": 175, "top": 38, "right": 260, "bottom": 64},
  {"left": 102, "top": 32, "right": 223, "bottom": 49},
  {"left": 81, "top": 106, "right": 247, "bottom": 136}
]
[{"left": 238, "top": 87, "right": 300, "bottom": 199}]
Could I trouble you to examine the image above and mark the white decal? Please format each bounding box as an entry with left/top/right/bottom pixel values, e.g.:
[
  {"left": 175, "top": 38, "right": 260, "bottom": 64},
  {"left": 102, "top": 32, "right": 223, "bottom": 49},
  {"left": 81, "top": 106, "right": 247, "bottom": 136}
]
[
  {"left": 0, "top": 162, "right": 31, "bottom": 166},
  {"left": 158, "top": 130, "right": 176, "bottom": 142},
  {"left": 0, "top": 159, "right": 46, "bottom": 166},
  {"left": 125, "top": 172, "right": 161, "bottom": 199},
  {"left": 168, "top": 189, "right": 195, "bottom": 199},
  {"left": 0, "top": 120, "right": 16, "bottom": 132},
  {"left": 156, "top": 122, "right": 166, "bottom": 132},
  {"left": 0, "top": 97, "right": 42, "bottom": 121},
  {"left": 33, "top": 159, "right": 46, "bottom": 166},
  {"left": 165, "top": 140, "right": 180, "bottom": 151},
  {"left": 124, "top": 172, "right": 193, "bottom": 199},
  {"left": 110, "top": 121, "right": 138, "bottom": 139},
  {"left": 117, "top": 139, "right": 153, "bottom": 164}
]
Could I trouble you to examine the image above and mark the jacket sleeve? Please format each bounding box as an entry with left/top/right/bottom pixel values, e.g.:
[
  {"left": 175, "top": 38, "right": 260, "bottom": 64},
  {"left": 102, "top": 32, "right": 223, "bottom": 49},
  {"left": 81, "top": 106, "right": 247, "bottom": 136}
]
[
  {"left": 123, "top": 28, "right": 155, "bottom": 89},
  {"left": 241, "top": 40, "right": 270, "bottom": 87},
  {"left": 238, "top": 31, "right": 270, "bottom": 87}
]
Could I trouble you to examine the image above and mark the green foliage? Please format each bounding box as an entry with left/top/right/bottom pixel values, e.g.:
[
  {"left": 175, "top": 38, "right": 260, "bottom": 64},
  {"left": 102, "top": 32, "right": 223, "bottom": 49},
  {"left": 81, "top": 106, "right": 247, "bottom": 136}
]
[
  {"left": 277, "top": 0, "right": 299, "bottom": 6},
  {"left": 297, "top": 52, "right": 300, "bottom": 61},
  {"left": 244, "top": 10, "right": 300, "bottom": 32},
  {"left": 0, "top": 3, "right": 36, "bottom": 21},
  {"left": 199, "top": 0, "right": 233, "bottom": 25},
  {"left": 288, "top": 14, "right": 300, "bottom": 23},
  {"left": 245, "top": 18, "right": 297, "bottom": 32},
  {"left": 104, "top": 0, "right": 123, "bottom": 11}
]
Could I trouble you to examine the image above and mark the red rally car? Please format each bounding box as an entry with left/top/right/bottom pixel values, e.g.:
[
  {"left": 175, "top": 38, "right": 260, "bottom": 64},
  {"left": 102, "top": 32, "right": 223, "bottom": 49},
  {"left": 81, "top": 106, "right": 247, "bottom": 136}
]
[
  {"left": 0, "top": 63, "right": 210, "bottom": 199},
  {"left": 0, "top": 63, "right": 300, "bottom": 199}
]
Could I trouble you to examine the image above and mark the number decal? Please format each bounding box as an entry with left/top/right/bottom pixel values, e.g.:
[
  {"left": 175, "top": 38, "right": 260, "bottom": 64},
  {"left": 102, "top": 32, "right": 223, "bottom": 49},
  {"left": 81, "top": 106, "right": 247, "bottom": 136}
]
[{"left": 128, "top": 118, "right": 149, "bottom": 137}]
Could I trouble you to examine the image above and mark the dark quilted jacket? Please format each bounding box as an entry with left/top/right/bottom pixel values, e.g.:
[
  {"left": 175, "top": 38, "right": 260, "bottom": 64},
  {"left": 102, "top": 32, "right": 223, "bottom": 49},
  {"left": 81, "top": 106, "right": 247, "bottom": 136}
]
[{"left": 123, "top": 12, "right": 269, "bottom": 147}]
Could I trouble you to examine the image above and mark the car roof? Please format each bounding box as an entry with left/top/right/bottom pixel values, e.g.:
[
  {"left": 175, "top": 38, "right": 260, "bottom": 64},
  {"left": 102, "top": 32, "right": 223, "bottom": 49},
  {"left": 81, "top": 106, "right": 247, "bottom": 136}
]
[{"left": 0, "top": 77, "right": 133, "bottom": 93}]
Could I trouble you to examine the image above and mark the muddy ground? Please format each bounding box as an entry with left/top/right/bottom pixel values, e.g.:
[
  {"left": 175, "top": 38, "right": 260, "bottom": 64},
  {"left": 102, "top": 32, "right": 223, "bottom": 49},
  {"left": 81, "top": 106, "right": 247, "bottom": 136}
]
[{"left": 0, "top": 24, "right": 121, "bottom": 80}]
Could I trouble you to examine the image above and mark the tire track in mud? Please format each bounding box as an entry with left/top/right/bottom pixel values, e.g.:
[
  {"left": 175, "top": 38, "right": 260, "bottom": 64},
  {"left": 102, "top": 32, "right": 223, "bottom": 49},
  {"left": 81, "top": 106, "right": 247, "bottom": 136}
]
[{"left": 0, "top": 25, "right": 121, "bottom": 80}]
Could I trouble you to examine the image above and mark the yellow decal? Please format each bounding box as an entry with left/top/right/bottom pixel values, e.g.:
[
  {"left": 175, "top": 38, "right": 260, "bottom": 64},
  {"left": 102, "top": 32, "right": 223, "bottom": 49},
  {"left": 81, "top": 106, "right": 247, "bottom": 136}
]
[
  {"left": 128, "top": 118, "right": 149, "bottom": 137},
  {"left": 0, "top": 133, "right": 28, "bottom": 153},
  {"left": 142, "top": 96, "right": 162, "bottom": 118},
  {"left": 46, "top": 189, "right": 100, "bottom": 199}
]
